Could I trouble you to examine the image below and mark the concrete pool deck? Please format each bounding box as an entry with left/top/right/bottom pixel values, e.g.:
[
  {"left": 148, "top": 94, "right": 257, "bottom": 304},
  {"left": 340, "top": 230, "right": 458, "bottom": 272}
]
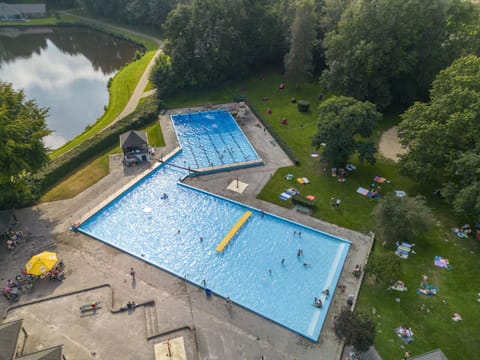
[{"left": 0, "top": 104, "right": 374, "bottom": 359}]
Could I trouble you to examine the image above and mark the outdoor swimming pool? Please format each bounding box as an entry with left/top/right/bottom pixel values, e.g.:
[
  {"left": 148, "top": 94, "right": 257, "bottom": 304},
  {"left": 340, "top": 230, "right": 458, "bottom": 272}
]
[
  {"left": 171, "top": 110, "right": 260, "bottom": 169},
  {"left": 79, "top": 111, "right": 350, "bottom": 341}
]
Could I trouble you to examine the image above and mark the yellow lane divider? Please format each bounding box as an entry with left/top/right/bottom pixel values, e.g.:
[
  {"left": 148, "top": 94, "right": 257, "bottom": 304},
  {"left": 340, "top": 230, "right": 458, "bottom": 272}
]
[{"left": 216, "top": 211, "right": 252, "bottom": 252}]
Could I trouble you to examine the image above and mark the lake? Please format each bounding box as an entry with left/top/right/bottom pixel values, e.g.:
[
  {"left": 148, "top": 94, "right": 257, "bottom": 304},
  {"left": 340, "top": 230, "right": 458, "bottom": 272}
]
[{"left": 0, "top": 26, "right": 139, "bottom": 149}]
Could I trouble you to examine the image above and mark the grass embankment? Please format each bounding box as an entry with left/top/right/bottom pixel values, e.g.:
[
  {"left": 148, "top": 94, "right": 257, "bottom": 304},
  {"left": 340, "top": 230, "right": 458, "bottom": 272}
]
[
  {"left": 49, "top": 49, "right": 156, "bottom": 158},
  {"left": 166, "top": 72, "right": 480, "bottom": 359}
]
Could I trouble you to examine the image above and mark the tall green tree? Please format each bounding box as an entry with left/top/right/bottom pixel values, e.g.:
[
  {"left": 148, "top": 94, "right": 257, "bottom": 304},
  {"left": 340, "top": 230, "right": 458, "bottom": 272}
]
[
  {"left": 373, "top": 195, "right": 435, "bottom": 245},
  {"left": 158, "top": 0, "right": 284, "bottom": 93},
  {"left": 312, "top": 96, "right": 380, "bottom": 166},
  {"left": 335, "top": 308, "right": 375, "bottom": 353},
  {"left": 320, "top": 0, "right": 480, "bottom": 109},
  {"left": 284, "top": 0, "right": 316, "bottom": 87},
  {"left": 0, "top": 82, "right": 51, "bottom": 209},
  {"left": 398, "top": 55, "right": 480, "bottom": 218}
]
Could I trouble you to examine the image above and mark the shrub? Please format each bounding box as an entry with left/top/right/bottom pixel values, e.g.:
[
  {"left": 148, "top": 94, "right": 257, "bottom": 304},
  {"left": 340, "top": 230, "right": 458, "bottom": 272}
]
[
  {"left": 297, "top": 100, "right": 310, "bottom": 112},
  {"left": 291, "top": 195, "right": 316, "bottom": 208}
]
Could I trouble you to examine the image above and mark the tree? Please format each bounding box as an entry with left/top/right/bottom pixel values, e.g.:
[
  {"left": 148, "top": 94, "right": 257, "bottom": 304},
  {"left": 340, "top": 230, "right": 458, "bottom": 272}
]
[
  {"left": 365, "top": 253, "right": 401, "bottom": 286},
  {"left": 320, "top": 0, "right": 480, "bottom": 109},
  {"left": 284, "top": 0, "right": 316, "bottom": 87},
  {"left": 312, "top": 96, "right": 380, "bottom": 166},
  {"left": 154, "top": 0, "right": 286, "bottom": 95},
  {"left": 398, "top": 55, "right": 480, "bottom": 218},
  {"left": 150, "top": 53, "right": 177, "bottom": 99},
  {"left": 335, "top": 308, "right": 375, "bottom": 353},
  {"left": 373, "top": 195, "right": 435, "bottom": 245},
  {"left": 0, "top": 82, "right": 51, "bottom": 208}
]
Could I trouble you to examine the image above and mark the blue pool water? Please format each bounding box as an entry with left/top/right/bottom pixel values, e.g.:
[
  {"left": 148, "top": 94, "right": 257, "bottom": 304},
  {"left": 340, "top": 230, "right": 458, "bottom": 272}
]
[
  {"left": 171, "top": 110, "right": 260, "bottom": 169},
  {"left": 79, "top": 111, "right": 350, "bottom": 341}
]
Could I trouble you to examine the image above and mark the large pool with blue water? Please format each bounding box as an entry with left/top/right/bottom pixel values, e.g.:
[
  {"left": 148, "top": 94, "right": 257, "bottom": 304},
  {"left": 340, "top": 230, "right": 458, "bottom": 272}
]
[{"left": 79, "top": 110, "right": 350, "bottom": 341}]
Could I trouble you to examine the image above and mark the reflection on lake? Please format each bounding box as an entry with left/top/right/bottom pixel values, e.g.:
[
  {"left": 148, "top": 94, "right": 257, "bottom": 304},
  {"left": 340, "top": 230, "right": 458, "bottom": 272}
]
[{"left": 0, "top": 27, "right": 138, "bottom": 149}]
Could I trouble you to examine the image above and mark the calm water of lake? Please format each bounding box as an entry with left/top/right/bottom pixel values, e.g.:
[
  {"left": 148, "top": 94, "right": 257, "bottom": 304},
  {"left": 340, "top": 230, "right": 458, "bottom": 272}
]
[{"left": 0, "top": 27, "right": 138, "bottom": 149}]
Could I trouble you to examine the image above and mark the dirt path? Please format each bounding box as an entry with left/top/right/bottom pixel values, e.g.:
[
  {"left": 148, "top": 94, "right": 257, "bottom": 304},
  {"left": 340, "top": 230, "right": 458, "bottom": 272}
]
[{"left": 378, "top": 127, "right": 407, "bottom": 162}]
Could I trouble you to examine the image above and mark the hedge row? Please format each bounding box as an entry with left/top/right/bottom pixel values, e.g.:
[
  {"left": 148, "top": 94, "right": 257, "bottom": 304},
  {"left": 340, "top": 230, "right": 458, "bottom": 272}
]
[
  {"left": 247, "top": 101, "right": 300, "bottom": 166},
  {"left": 37, "top": 98, "right": 159, "bottom": 192},
  {"left": 291, "top": 195, "right": 316, "bottom": 208}
]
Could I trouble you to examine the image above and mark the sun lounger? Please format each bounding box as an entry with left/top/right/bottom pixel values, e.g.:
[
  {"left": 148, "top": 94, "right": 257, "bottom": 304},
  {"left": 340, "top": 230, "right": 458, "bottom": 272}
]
[
  {"left": 280, "top": 192, "right": 292, "bottom": 200},
  {"left": 356, "top": 187, "right": 370, "bottom": 196}
]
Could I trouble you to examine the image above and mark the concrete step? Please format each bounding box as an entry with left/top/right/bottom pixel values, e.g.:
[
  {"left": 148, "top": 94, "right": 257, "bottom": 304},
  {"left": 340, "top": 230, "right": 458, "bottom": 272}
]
[{"left": 144, "top": 304, "right": 159, "bottom": 338}]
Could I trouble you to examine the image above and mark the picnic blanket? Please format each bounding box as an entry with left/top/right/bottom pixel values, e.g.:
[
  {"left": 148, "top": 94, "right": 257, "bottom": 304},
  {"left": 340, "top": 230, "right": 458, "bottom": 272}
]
[
  {"left": 280, "top": 192, "right": 291, "bottom": 200},
  {"left": 434, "top": 256, "right": 452, "bottom": 269},
  {"left": 395, "top": 327, "right": 414, "bottom": 344},
  {"left": 417, "top": 284, "right": 438, "bottom": 296}
]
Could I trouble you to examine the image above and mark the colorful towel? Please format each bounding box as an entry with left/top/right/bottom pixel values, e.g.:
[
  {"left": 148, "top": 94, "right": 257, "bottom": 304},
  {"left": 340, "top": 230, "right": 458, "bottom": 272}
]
[
  {"left": 417, "top": 284, "right": 438, "bottom": 296},
  {"left": 297, "top": 177, "right": 310, "bottom": 184},
  {"left": 356, "top": 187, "right": 370, "bottom": 196},
  {"left": 306, "top": 195, "right": 315, "bottom": 201},
  {"left": 280, "top": 192, "right": 291, "bottom": 200},
  {"left": 395, "top": 190, "right": 407, "bottom": 197}
]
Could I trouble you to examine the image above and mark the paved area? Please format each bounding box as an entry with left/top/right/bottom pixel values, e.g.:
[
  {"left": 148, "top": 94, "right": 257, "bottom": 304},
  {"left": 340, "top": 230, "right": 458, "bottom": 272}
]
[{"left": 0, "top": 104, "right": 374, "bottom": 360}]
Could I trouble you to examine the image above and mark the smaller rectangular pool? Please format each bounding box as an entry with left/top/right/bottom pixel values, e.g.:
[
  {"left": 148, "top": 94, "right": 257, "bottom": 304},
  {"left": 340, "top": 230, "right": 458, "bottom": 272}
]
[{"left": 171, "top": 110, "right": 261, "bottom": 169}]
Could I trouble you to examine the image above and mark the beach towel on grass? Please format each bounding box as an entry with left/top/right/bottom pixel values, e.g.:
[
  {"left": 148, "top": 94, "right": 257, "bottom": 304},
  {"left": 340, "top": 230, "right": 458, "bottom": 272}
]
[
  {"left": 280, "top": 192, "right": 291, "bottom": 200},
  {"left": 356, "top": 187, "right": 370, "bottom": 196},
  {"left": 395, "top": 327, "right": 414, "bottom": 344},
  {"left": 417, "top": 284, "right": 438, "bottom": 296},
  {"left": 434, "top": 256, "right": 452, "bottom": 269},
  {"left": 373, "top": 176, "right": 390, "bottom": 184}
]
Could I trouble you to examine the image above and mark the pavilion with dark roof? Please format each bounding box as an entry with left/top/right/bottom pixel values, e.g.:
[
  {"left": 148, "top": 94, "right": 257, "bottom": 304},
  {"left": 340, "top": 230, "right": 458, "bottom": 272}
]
[{"left": 119, "top": 130, "right": 151, "bottom": 166}]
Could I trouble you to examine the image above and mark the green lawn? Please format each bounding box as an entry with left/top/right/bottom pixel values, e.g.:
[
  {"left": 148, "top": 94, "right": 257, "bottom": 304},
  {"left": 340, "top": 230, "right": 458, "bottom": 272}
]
[{"left": 166, "top": 71, "right": 480, "bottom": 359}]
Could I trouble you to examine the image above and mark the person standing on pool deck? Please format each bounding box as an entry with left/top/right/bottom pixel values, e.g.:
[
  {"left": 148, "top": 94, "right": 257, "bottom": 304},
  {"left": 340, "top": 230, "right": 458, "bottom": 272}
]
[{"left": 130, "top": 268, "right": 135, "bottom": 281}]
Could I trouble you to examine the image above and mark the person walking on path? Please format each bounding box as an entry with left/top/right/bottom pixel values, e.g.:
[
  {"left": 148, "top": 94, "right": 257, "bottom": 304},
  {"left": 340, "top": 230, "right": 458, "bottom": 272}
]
[{"left": 130, "top": 267, "right": 136, "bottom": 281}]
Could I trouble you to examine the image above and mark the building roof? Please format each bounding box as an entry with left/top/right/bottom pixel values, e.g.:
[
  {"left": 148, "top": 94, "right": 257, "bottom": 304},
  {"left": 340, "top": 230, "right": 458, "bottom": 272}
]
[
  {"left": 11, "top": 4, "right": 46, "bottom": 14},
  {"left": 0, "top": 3, "right": 21, "bottom": 17},
  {"left": 119, "top": 130, "right": 148, "bottom": 149},
  {"left": 410, "top": 349, "right": 448, "bottom": 360},
  {"left": 16, "top": 345, "right": 63, "bottom": 360},
  {"left": 0, "top": 319, "right": 22, "bottom": 360}
]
